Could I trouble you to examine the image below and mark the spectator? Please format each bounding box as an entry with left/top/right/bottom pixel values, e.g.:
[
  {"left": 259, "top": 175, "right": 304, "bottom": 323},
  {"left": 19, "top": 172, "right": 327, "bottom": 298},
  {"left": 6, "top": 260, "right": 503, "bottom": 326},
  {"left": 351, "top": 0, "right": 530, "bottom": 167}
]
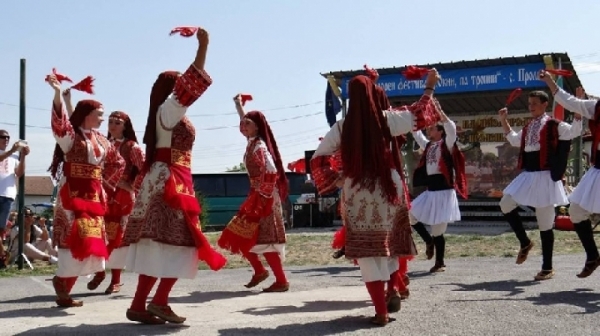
[
  {"left": 0, "top": 130, "right": 29, "bottom": 268},
  {"left": 5, "top": 207, "right": 57, "bottom": 266}
]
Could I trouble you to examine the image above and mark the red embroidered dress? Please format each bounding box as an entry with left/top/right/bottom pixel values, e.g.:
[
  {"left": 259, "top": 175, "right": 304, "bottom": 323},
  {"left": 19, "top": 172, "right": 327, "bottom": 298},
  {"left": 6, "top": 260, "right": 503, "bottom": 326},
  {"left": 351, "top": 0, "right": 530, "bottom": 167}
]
[
  {"left": 51, "top": 104, "right": 125, "bottom": 277},
  {"left": 311, "top": 95, "right": 435, "bottom": 263},
  {"left": 104, "top": 139, "right": 144, "bottom": 258},
  {"left": 218, "top": 137, "right": 286, "bottom": 255},
  {"left": 122, "top": 65, "right": 226, "bottom": 278}
]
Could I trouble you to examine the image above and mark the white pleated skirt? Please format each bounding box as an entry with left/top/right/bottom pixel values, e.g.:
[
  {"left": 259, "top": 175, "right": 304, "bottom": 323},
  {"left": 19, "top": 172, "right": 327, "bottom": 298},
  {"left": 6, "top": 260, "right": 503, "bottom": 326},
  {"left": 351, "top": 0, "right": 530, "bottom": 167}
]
[
  {"left": 410, "top": 189, "right": 461, "bottom": 226},
  {"left": 503, "top": 171, "right": 568, "bottom": 208},
  {"left": 126, "top": 239, "right": 199, "bottom": 279},
  {"left": 56, "top": 248, "right": 105, "bottom": 278},
  {"left": 106, "top": 246, "right": 129, "bottom": 270},
  {"left": 569, "top": 167, "right": 600, "bottom": 213}
]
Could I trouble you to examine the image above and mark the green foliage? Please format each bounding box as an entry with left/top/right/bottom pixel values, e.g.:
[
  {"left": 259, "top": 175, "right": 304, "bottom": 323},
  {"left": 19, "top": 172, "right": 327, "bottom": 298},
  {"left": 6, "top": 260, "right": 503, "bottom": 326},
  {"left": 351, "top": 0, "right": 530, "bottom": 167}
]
[
  {"left": 226, "top": 162, "right": 247, "bottom": 172},
  {"left": 196, "top": 192, "right": 209, "bottom": 230}
]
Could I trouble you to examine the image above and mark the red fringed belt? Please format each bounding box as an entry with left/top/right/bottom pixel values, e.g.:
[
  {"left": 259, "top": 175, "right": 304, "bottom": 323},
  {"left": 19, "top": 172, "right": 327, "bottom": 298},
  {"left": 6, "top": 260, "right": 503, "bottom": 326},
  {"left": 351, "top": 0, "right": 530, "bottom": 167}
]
[
  {"left": 60, "top": 162, "right": 108, "bottom": 261},
  {"left": 154, "top": 148, "right": 226, "bottom": 271}
]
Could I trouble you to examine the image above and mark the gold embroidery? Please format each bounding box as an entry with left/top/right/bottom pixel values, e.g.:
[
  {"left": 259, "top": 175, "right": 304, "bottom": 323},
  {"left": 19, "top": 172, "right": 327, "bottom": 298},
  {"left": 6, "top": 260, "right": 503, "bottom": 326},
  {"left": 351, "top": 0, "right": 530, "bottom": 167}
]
[
  {"left": 70, "top": 163, "right": 102, "bottom": 179},
  {"left": 105, "top": 221, "right": 120, "bottom": 240},
  {"left": 76, "top": 217, "right": 104, "bottom": 239},
  {"left": 171, "top": 149, "right": 191, "bottom": 168},
  {"left": 226, "top": 215, "right": 259, "bottom": 239}
]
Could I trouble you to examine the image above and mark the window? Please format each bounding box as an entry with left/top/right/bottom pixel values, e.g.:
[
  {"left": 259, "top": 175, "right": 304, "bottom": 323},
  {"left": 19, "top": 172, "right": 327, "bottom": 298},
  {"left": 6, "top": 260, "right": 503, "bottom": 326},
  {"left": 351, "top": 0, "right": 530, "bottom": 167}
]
[{"left": 193, "top": 176, "right": 226, "bottom": 196}]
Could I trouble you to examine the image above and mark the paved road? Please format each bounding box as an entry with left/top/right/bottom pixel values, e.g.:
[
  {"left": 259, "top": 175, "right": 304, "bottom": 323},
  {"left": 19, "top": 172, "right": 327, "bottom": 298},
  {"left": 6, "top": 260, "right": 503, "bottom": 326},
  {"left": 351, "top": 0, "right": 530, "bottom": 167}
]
[{"left": 1, "top": 254, "right": 599, "bottom": 335}]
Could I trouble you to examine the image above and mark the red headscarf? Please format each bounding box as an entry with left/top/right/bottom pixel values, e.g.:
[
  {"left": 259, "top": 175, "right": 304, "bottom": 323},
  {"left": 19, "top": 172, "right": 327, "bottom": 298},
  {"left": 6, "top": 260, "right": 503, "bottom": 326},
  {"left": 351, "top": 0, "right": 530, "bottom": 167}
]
[
  {"left": 244, "top": 111, "right": 289, "bottom": 200},
  {"left": 143, "top": 71, "right": 179, "bottom": 170},
  {"left": 341, "top": 75, "right": 398, "bottom": 203},
  {"left": 48, "top": 99, "right": 103, "bottom": 181}
]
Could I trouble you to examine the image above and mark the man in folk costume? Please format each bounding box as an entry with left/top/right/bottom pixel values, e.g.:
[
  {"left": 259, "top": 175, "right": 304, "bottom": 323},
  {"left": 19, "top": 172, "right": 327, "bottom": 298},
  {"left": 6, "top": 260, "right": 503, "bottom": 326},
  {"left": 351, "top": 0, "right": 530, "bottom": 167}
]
[
  {"left": 540, "top": 70, "right": 600, "bottom": 277},
  {"left": 87, "top": 111, "right": 145, "bottom": 294},
  {"left": 311, "top": 71, "right": 440, "bottom": 326},
  {"left": 410, "top": 99, "right": 466, "bottom": 273},
  {"left": 46, "top": 74, "right": 125, "bottom": 307},
  {"left": 122, "top": 27, "right": 226, "bottom": 324},
  {"left": 498, "top": 87, "right": 582, "bottom": 281}
]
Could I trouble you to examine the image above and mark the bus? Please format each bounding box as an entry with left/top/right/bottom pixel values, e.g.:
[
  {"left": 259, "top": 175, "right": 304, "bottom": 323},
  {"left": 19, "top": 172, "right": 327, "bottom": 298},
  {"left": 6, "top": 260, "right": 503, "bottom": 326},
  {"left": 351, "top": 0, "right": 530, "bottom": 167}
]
[{"left": 192, "top": 172, "right": 307, "bottom": 228}]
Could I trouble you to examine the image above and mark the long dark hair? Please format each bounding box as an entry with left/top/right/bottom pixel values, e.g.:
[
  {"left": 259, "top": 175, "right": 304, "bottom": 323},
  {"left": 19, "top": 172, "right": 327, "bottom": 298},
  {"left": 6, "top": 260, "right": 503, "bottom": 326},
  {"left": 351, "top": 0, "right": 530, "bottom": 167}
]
[
  {"left": 341, "top": 75, "right": 398, "bottom": 203},
  {"left": 244, "top": 111, "right": 289, "bottom": 200},
  {"left": 48, "top": 99, "right": 102, "bottom": 181},
  {"left": 142, "top": 71, "right": 179, "bottom": 170}
]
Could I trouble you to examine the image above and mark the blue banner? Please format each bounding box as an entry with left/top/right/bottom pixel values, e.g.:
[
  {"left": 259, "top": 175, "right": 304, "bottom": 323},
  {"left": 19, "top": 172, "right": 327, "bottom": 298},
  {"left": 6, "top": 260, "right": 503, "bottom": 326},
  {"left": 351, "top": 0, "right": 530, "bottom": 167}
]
[{"left": 339, "top": 62, "right": 546, "bottom": 99}]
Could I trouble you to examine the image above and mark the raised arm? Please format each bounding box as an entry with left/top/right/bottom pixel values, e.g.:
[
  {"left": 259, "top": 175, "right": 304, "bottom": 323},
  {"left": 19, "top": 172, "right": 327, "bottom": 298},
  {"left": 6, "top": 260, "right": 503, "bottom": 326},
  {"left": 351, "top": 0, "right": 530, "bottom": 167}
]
[
  {"left": 540, "top": 70, "right": 597, "bottom": 119},
  {"left": 159, "top": 28, "right": 213, "bottom": 129},
  {"left": 411, "top": 130, "right": 429, "bottom": 149},
  {"left": 234, "top": 94, "right": 246, "bottom": 119},
  {"left": 47, "top": 75, "right": 76, "bottom": 153},
  {"left": 498, "top": 108, "right": 522, "bottom": 147},
  {"left": 62, "top": 89, "right": 75, "bottom": 117}
]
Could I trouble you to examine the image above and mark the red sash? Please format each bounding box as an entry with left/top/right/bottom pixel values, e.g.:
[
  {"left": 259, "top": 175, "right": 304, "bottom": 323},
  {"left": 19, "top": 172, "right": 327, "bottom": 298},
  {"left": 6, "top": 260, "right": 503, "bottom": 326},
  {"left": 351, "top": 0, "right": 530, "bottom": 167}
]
[
  {"left": 60, "top": 162, "right": 108, "bottom": 261},
  {"left": 104, "top": 186, "right": 133, "bottom": 254},
  {"left": 154, "top": 148, "right": 226, "bottom": 271}
]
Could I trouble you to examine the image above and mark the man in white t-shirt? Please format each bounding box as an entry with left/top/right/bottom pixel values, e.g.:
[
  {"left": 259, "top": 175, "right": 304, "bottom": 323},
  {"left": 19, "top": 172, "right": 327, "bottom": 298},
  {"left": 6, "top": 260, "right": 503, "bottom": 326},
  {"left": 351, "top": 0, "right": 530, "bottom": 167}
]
[{"left": 0, "top": 129, "right": 29, "bottom": 267}]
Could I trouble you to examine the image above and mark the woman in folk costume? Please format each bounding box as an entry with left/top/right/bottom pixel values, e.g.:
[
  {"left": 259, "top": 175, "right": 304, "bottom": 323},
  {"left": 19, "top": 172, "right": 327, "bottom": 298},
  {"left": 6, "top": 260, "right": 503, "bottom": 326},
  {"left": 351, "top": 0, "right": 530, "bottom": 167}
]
[
  {"left": 541, "top": 71, "right": 600, "bottom": 277},
  {"left": 218, "top": 94, "right": 290, "bottom": 293},
  {"left": 410, "top": 98, "right": 467, "bottom": 273},
  {"left": 122, "top": 27, "right": 226, "bottom": 325},
  {"left": 86, "top": 111, "right": 145, "bottom": 294},
  {"left": 311, "top": 71, "right": 441, "bottom": 326},
  {"left": 331, "top": 79, "right": 414, "bottom": 310},
  {"left": 46, "top": 74, "right": 125, "bottom": 308}
]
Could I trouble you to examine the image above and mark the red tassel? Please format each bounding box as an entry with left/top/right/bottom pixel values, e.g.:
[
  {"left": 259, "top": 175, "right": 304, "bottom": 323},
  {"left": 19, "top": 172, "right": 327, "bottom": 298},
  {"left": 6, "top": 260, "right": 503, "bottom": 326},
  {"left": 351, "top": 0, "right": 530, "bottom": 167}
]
[
  {"left": 505, "top": 88, "right": 522, "bottom": 107},
  {"left": 331, "top": 226, "right": 346, "bottom": 249},
  {"left": 363, "top": 64, "right": 379, "bottom": 81},
  {"left": 169, "top": 26, "right": 198, "bottom": 37},
  {"left": 45, "top": 68, "right": 73, "bottom": 84},
  {"left": 546, "top": 69, "right": 573, "bottom": 77},
  {"left": 402, "top": 65, "right": 429, "bottom": 80},
  {"left": 71, "top": 76, "right": 95, "bottom": 94},
  {"left": 240, "top": 94, "right": 253, "bottom": 106}
]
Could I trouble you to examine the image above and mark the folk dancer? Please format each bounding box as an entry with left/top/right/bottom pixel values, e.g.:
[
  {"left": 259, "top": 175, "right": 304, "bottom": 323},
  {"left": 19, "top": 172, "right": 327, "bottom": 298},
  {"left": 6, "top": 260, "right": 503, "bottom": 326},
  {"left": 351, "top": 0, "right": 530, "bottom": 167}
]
[
  {"left": 541, "top": 70, "right": 600, "bottom": 277},
  {"left": 122, "top": 27, "right": 226, "bottom": 324},
  {"left": 498, "top": 88, "right": 582, "bottom": 280},
  {"left": 218, "top": 95, "right": 290, "bottom": 292},
  {"left": 310, "top": 71, "right": 440, "bottom": 326},
  {"left": 87, "top": 111, "right": 145, "bottom": 294},
  {"left": 46, "top": 74, "right": 125, "bottom": 307},
  {"left": 410, "top": 99, "right": 467, "bottom": 273}
]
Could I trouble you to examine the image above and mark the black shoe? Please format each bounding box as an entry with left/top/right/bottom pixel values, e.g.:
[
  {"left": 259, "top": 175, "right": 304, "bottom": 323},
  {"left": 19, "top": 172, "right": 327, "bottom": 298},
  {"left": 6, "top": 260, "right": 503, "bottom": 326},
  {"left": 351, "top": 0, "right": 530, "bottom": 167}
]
[{"left": 332, "top": 248, "right": 345, "bottom": 259}]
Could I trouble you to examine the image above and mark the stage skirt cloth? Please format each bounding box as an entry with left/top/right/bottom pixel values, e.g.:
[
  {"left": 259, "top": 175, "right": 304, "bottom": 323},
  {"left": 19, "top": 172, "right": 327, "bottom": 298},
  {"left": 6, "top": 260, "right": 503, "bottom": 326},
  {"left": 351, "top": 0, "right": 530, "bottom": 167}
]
[
  {"left": 106, "top": 246, "right": 129, "bottom": 270},
  {"left": 410, "top": 189, "right": 461, "bottom": 226},
  {"left": 124, "top": 162, "right": 201, "bottom": 279},
  {"left": 569, "top": 167, "right": 600, "bottom": 213},
  {"left": 503, "top": 170, "right": 568, "bottom": 208}
]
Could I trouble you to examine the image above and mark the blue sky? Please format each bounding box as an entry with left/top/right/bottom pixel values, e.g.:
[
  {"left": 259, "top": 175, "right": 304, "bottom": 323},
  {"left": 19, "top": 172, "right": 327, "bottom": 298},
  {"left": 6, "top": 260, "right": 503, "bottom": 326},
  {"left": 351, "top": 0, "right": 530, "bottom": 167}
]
[{"left": 1, "top": 0, "right": 599, "bottom": 176}]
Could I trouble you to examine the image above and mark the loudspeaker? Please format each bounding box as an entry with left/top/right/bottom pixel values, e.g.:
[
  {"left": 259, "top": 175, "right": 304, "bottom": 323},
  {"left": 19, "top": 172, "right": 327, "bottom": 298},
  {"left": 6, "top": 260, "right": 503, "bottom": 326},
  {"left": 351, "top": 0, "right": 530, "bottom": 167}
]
[{"left": 304, "top": 150, "right": 316, "bottom": 175}]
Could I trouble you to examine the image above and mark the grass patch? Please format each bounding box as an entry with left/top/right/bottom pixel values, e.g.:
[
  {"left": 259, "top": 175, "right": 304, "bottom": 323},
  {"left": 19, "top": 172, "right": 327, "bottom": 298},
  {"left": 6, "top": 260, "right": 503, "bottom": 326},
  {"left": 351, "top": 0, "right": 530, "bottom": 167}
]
[{"left": 0, "top": 230, "right": 590, "bottom": 277}]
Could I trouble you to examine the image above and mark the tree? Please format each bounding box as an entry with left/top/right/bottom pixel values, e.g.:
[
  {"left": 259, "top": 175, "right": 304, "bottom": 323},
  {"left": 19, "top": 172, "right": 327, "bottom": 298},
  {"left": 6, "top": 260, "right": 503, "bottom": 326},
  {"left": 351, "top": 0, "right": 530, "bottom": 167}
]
[{"left": 226, "top": 162, "right": 247, "bottom": 172}]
